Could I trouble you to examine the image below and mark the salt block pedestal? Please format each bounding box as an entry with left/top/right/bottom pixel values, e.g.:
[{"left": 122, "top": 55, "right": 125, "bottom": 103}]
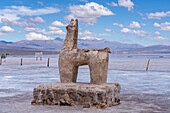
[{"left": 31, "top": 83, "right": 120, "bottom": 108}]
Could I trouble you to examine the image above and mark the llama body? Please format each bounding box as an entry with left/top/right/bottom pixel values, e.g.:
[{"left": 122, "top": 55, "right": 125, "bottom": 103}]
[{"left": 59, "top": 19, "right": 111, "bottom": 84}]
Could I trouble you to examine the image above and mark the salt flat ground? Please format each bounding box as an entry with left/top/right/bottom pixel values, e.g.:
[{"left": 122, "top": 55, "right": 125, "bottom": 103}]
[{"left": 0, "top": 54, "right": 170, "bottom": 113}]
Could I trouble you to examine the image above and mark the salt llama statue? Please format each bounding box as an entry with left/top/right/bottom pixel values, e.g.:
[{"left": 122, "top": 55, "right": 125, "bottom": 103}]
[{"left": 32, "top": 19, "right": 120, "bottom": 108}]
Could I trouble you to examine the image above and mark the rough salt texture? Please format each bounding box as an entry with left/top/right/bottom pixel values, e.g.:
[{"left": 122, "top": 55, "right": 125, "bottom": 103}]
[
  {"left": 31, "top": 83, "right": 120, "bottom": 108},
  {"left": 59, "top": 19, "right": 111, "bottom": 84}
]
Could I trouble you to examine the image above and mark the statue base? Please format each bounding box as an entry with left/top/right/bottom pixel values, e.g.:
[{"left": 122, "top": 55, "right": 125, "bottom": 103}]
[{"left": 31, "top": 83, "right": 120, "bottom": 108}]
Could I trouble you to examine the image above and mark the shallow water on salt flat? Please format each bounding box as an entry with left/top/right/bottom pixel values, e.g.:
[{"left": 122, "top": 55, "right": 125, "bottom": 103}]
[{"left": 0, "top": 54, "right": 170, "bottom": 96}]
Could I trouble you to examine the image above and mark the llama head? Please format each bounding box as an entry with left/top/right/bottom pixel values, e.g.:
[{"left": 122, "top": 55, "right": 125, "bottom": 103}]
[
  {"left": 62, "top": 19, "right": 78, "bottom": 50},
  {"left": 66, "top": 19, "right": 78, "bottom": 33}
]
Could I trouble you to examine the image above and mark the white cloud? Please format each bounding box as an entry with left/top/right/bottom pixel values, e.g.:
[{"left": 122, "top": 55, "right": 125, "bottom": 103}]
[
  {"left": 0, "top": 13, "right": 20, "bottom": 23},
  {"left": 107, "top": 2, "right": 118, "bottom": 7},
  {"left": 153, "top": 22, "right": 170, "bottom": 31},
  {"left": 24, "top": 27, "right": 46, "bottom": 33},
  {"left": 162, "top": 21, "right": 170, "bottom": 26},
  {"left": 79, "top": 28, "right": 83, "bottom": 30},
  {"left": 1, "top": 18, "right": 36, "bottom": 27},
  {"left": 153, "top": 23, "right": 160, "bottom": 27},
  {"left": 79, "top": 0, "right": 88, "bottom": 2},
  {"left": 37, "top": 1, "right": 43, "bottom": 5},
  {"left": 51, "top": 20, "right": 66, "bottom": 26},
  {"left": 64, "top": 2, "right": 114, "bottom": 25},
  {"left": 1, "top": 17, "right": 47, "bottom": 27},
  {"left": 152, "top": 36, "right": 166, "bottom": 40},
  {"left": 118, "top": 0, "right": 134, "bottom": 11},
  {"left": 18, "top": 31, "right": 26, "bottom": 33},
  {"left": 99, "top": 33, "right": 111, "bottom": 37},
  {"left": 6, "top": 6, "right": 60, "bottom": 16},
  {"left": 22, "top": 17, "right": 47, "bottom": 23},
  {"left": 81, "top": 36, "right": 101, "bottom": 40},
  {"left": 129, "top": 21, "right": 141, "bottom": 28},
  {"left": 141, "top": 23, "right": 146, "bottom": 26},
  {"left": 160, "top": 26, "right": 170, "bottom": 31},
  {"left": 107, "top": 0, "right": 134, "bottom": 11},
  {"left": 44, "top": 30, "right": 65, "bottom": 35},
  {"left": 155, "top": 31, "right": 160, "bottom": 35},
  {"left": 44, "top": 26, "right": 65, "bottom": 35},
  {"left": 24, "top": 26, "right": 65, "bottom": 36},
  {"left": 146, "top": 35, "right": 166, "bottom": 40},
  {"left": 0, "top": 26, "right": 14, "bottom": 33},
  {"left": 113, "top": 23, "right": 124, "bottom": 27},
  {"left": 137, "top": 12, "right": 144, "bottom": 16},
  {"left": 79, "top": 30, "right": 96, "bottom": 36},
  {"left": 147, "top": 11, "right": 170, "bottom": 19},
  {"left": 105, "top": 29, "right": 112, "bottom": 32},
  {"left": 48, "top": 26, "right": 61, "bottom": 31},
  {"left": 142, "top": 17, "right": 147, "bottom": 20},
  {"left": 121, "top": 28, "right": 131, "bottom": 33},
  {"left": 26, "top": 32, "right": 53, "bottom": 40},
  {"left": 0, "top": 6, "right": 60, "bottom": 22},
  {"left": 104, "top": 28, "right": 115, "bottom": 33},
  {"left": 121, "top": 28, "right": 148, "bottom": 36},
  {"left": 86, "top": 23, "right": 94, "bottom": 26}
]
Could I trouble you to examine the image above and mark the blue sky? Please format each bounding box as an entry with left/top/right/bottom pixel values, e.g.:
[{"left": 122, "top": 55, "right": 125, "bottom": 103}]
[{"left": 0, "top": 0, "right": 170, "bottom": 46}]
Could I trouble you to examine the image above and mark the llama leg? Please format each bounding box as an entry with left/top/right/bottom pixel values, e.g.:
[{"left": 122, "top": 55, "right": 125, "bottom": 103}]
[
  {"left": 59, "top": 58, "right": 74, "bottom": 83},
  {"left": 97, "top": 52, "right": 109, "bottom": 83},
  {"left": 88, "top": 61, "right": 102, "bottom": 84},
  {"left": 101, "top": 58, "right": 109, "bottom": 83},
  {"left": 72, "top": 66, "right": 79, "bottom": 82},
  {"left": 59, "top": 66, "right": 74, "bottom": 83},
  {"left": 88, "top": 52, "right": 109, "bottom": 84},
  {"left": 89, "top": 62, "right": 108, "bottom": 84}
]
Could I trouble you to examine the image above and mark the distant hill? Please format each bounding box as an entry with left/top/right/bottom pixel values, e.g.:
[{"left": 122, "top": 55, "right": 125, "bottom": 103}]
[
  {"left": 0, "top": 41, "right": 13, "bottom": 45},
  {"left": 0, "top": 45, "right": 44, "bottom": 52},
  {"left": 0, "top": 37, "right": 143, "bottom": 53},
  {"left": 116, "top": 45, "right": 170, "bottom": 54}
]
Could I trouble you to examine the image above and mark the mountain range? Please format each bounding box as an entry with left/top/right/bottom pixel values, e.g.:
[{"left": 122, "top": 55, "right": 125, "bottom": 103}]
[
  {"left": 0, "top": 37, "right": 170, "bottom": 54},
  {"left": 116, "top": 45, "right": 170, "bottom": 54}
]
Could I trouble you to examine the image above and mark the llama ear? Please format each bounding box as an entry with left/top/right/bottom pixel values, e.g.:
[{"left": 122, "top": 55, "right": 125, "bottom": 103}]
[
  {"left": 75, "top": 19, "right": 78, "bottom": 22},
  {"left": 71, "top": 19, "right": 74, "bottom": 23},
  {"left": 75, "top": 19, "right": 78, "bottom": 26}
]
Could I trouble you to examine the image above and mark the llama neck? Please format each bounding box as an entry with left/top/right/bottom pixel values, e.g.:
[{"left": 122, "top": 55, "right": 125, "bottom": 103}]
[{"left": 62, "top": 31, "right": 77, "bottom": 50}]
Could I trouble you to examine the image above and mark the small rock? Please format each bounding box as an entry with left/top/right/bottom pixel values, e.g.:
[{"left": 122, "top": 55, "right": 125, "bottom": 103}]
[
  {"left": 47, "top": 99, "right": 52, "bottom": 105},
  {"left": 60, "top": 99, "right": 71, "bottom": 106},
  {"left": 99, "top": 103, "right": 105, "bottom": 108},
  {"left": 38, "top": 100, "right": 42, "bottom": 103},
  {"left": 83, "top": 104, "right": 90, "bottom": 108},
  {"left": 31, "top": 100, "right": 36, "bottom": 105}
]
